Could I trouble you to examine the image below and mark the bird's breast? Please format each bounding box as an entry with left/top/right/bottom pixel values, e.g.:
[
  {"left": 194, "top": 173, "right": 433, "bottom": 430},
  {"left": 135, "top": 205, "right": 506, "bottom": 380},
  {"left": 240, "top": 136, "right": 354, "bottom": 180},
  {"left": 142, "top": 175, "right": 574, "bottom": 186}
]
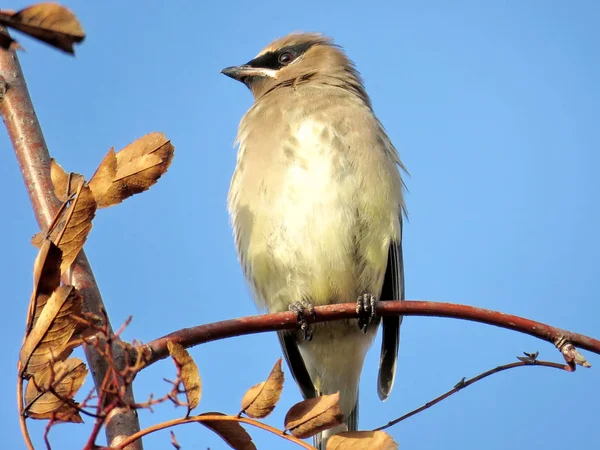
[
  {"left": 279, "top": 118, "right": 347, "bottom": 202},
  {"left": 229, "top": 112, "right": 397, "bottom": 312}
]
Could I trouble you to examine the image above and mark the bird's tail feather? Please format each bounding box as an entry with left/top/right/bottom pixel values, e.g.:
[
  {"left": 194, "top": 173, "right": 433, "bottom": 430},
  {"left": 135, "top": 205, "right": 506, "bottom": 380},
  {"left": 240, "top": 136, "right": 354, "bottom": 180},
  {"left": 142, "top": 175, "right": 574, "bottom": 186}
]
[{"left": 313, "top": 397, "right": 358, "bottom": 450}]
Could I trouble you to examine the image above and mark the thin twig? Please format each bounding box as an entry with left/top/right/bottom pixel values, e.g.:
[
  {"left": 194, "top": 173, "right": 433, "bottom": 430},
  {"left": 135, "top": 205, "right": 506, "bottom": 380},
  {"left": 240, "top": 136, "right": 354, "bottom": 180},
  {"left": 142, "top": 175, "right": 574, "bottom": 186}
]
[
  {"left": 170, "top": 431, "right": 181, "bottom": 450},
  {"left": 114, "top": 414, "right": 315, "bottom": 450},
  {"left": 43, "top": 417, "right": 56, "bottom": 450},
  {"left": 16, "top": 362, "right": 34, "bottom": 450},
  {"left": 83, "top": 398, "right": 120, "bottom": 450},
  {"left": 44, "top": 386, "right": 103, "bottom": 419},
  {"left": 374, "top": 357, "right": 570, "bottom": 431}
]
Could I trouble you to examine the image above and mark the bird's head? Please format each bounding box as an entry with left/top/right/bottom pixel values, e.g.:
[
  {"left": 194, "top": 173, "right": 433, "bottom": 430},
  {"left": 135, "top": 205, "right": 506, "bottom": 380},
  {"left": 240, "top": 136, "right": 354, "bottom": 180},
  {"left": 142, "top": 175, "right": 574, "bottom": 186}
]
[{"left": 221, "top": 32, "right": 366, "bottom": 101}]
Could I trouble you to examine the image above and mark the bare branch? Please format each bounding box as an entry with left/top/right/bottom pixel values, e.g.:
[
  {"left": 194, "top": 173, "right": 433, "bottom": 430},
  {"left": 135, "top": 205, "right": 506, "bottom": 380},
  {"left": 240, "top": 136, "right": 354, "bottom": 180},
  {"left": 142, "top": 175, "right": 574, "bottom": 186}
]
[
  {"left": 141, "top": 300, "right": 599, "bottom": 368},
  {"left": 375, "top": 355, "right": 571, "bottom": 431},
  {"left": 114, "top": 413, "right": 315, "bottom": 450},
  {"left": 170, "top": 431, "right": 181, "bottom": 450},
  {"left": 17, "top": 363, "right": 34, "bottom": 450}
]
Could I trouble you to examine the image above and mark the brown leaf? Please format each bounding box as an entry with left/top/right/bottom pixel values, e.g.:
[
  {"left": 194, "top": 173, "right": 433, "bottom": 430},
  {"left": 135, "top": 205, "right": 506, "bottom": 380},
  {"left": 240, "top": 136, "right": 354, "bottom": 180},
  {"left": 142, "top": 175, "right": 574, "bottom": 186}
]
[
  {"left": 0, "top": 3, "right": 85, "bottom": 54},
  {"left": 88, "top": 148, "right": 117, "bottom": 206},
  {"left": 326, "top": 431, "right": 398, "bottom": 450},
  {"left": 24, "top": 358, "right": 87, "bottom": 422},
  {"left": 46, "top": 183, "right": 97, "bottom": 273},
  {"left": 28, "top": 403, "right": 84, "bottom": 423},
  {"left": 199, "top": 413, "right": 256, "bottom": 450},
  {"left": 50, "top": 159, "right": 85, "bottom": 202},
  {"left": 20, "top": 285, "right": 84, "bottom": 375},
  {"left": 285, "top": 392, "right": 344, "bottom": 439},
  {"left": 25, "top": 239, "right": 62, "bottom": 336},
  {"left": 167, "top": 341, "right": 201, "bottom": 414},
  {"left": 89, "top": 133, "right": 174, "bottom": 208},
  {"left": 31, "top": 232, "right": 45, "bottom": 248},
  {"left": 241, "top": 358, "right": 284, "bottom": 418}
]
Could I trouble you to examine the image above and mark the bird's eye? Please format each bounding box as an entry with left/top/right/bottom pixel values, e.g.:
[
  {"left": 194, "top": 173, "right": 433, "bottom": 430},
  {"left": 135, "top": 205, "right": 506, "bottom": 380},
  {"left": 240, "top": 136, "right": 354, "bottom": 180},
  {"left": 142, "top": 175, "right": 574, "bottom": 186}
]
[{"left": 278, "top": 52, "right": 295, "bottom": 65}]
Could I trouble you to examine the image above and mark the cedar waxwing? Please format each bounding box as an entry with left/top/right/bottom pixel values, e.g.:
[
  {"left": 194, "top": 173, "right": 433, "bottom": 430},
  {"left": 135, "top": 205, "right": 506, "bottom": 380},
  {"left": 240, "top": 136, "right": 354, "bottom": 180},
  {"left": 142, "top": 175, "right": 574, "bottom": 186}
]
[{"left": 223, "top": 33, "right": 406, "bottom": 448}]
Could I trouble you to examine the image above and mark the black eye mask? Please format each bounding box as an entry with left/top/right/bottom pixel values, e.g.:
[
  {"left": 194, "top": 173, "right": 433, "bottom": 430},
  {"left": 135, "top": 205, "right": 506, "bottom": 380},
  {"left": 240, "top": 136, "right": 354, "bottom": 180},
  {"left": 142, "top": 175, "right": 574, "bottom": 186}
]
[{"left": 245, "top": 42, "right": 317, "bottom": 70}]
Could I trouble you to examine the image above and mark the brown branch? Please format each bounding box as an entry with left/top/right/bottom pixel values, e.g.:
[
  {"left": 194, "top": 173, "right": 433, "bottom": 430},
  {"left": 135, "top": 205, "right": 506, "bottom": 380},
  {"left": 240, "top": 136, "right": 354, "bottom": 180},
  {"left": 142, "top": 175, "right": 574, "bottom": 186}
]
[
  {"left": 16, "top": 362, "right": 34, "bottom": 450},
  {"left": 142, "top": 300, "right": 599, "bottom": 368},
  {"left": 374, "top": 356, "right": 571, "bottom": 431},
  {"left": 114, "top": 413, "right": 315, "bottom": 450},
  {"left": 83, "top": 398, "right": 121, "bottom": 450},
  {"left": 0, "top": 39, "right": 142, "bottom": 449},
  {"left": 43, "top": 417, "right": 55, "bottom": 450},
  {"left": 169, "top": 431, "right": 181, "bottom": 450}
]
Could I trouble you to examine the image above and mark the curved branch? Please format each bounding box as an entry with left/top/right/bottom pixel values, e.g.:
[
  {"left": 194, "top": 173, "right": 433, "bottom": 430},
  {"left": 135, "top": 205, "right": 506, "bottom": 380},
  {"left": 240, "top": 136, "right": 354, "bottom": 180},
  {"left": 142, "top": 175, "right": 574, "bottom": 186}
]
[
  {"left": 113, "top": 414, "right": 314, "bottom": 450},
  {"left": 374, "top": 357, "right": 570, "bottom": 431},
  {"left": 0, "top": 41, "right": 142, "bottom": 448},
  {"left": 142, "top": 300, "right": 599, "bottom": 368},
  {"left": 16, "top": 362, "right": 34, "bottom": 450}
]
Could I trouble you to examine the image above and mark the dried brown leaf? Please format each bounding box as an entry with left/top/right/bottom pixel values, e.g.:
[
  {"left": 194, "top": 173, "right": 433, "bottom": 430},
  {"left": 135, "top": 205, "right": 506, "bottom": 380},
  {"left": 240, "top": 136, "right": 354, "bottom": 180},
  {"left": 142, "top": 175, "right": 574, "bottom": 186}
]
[
  {"left": 50, "top": 159, "right": 85, "bottom": 202},
  {"left": 285, "top": 392, "right": 344, "bottom": 439},
  {"left": 326, "top": 431, "right": 398, "bottom": 450},
  {"left": 241, "top": 358, "right": 284, "bottom": 418},
  {"left": 89, "top": 133, "right": 174, "bottom": 208},
  {"left": 167, "top": 341, "right": 201, "bottom": 414},
  {"left": 25, "top": 239, "right": 62, "bottom": 336},
  {"left": 199, "top": 413, "right": 256, "bottom": 450},
  {"left": 31, "top": 232, "right": 45, "bottom": 248},
  {"left": 24, "top": 358, "right": 87, "bottom": 422},
  {"left": 20, "top": 285, "right": 84, "bottom": 375},
  {"left": 47, "top": 183, "right": 96, "bottom": 273},
  {"left": 0, "top": 3, "right": 85, "bottom": 54},
  {"left": 28, "top": 403, "right": 84, "bottom": 423},
  {"left": 88, "top": 148, "right": 117, "bottom": 206}
]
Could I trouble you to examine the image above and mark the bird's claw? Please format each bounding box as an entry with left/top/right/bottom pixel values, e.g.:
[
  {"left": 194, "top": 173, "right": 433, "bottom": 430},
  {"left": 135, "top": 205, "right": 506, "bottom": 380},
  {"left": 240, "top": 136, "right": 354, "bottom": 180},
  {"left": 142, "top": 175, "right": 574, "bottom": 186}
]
[
  {"left": 289, "top": 299, "right": 316, "bottom": 341},
  {"left": 356, "top": 293, "right": 377, "bottom": 333}
]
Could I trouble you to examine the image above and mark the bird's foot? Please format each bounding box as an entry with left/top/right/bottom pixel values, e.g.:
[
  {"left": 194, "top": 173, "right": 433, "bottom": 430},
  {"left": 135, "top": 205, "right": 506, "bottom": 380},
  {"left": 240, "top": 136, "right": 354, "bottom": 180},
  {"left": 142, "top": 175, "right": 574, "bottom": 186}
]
[
  {"left": 289, "top": 299, "right": 316, "bottom": 341},
  {"left": 356, "top": 293, "right": 378, "bottom": 333}
]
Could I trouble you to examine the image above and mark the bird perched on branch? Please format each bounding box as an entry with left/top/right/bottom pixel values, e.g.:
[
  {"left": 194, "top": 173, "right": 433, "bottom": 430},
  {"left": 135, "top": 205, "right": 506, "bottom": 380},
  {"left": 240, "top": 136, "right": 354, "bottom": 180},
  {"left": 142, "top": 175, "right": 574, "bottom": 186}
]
[{"left": 223, "top": 32, "right": 406, "bottom": 448}]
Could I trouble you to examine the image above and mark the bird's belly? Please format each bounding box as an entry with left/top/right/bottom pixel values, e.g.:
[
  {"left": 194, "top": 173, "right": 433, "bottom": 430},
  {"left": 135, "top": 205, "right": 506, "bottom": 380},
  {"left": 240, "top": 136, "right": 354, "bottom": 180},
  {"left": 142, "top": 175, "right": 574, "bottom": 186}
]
[
  {"left": 233, "top": 117, "right": 394, "bottom": 313},
  {"left": 251, "top": 197, "right": 357, "bottom": 310},
  {"left": 245, "top": 159, "right": 385, "bottom": 313}
]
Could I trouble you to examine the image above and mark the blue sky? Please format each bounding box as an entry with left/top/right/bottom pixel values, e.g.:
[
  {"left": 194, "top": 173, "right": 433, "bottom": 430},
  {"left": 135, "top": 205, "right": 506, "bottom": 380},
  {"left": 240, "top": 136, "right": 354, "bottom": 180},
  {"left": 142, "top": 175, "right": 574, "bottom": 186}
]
[{"left": 2, "top": 1, "right": 598, "bottom": 449}]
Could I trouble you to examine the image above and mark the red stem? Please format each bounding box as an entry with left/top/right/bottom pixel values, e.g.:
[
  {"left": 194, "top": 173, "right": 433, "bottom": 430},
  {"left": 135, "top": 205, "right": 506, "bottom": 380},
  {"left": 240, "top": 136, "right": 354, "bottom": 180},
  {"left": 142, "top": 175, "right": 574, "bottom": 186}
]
[{"left": 142, "top": 300, "right": 599, "bottom": 367}]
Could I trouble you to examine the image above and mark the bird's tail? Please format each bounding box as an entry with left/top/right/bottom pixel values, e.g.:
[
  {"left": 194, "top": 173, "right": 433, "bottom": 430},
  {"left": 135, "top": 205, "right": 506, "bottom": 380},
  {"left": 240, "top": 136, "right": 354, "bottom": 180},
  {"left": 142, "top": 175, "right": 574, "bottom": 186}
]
[{"left": 313, "top": 398, "right": 358, "bottom": 450}]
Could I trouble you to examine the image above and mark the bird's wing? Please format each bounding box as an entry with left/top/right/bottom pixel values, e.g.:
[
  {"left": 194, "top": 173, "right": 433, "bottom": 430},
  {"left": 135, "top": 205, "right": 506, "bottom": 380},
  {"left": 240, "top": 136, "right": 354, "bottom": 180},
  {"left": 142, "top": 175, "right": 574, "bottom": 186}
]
[
  {"left": 377, "top": 215, "right": 404, "bottom": 400},
  {"left": 277, "top": 330, "right": 317, "bottom": 400}
]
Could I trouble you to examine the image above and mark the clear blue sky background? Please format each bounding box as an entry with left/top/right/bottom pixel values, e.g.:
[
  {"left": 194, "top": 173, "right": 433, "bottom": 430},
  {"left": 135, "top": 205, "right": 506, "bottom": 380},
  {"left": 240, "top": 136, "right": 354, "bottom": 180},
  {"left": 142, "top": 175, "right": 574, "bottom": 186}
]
[{"left": 1, "top": 1, "right": 598, "bottom": 449}]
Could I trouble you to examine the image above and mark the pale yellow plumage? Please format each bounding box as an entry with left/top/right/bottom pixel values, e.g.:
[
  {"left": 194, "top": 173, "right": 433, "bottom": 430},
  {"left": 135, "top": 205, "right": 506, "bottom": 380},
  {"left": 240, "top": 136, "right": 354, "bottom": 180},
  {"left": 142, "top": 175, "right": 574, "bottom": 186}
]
[{"left": 223, "top": 32, "right": 406, "bottom": 448}]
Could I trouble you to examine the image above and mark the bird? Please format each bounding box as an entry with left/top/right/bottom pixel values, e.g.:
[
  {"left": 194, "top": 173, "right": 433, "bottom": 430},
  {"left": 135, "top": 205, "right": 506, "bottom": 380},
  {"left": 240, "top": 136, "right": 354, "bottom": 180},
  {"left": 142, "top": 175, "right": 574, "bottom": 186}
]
[{"left": 222, "top": 32, "right": 406, "bottom": 448}]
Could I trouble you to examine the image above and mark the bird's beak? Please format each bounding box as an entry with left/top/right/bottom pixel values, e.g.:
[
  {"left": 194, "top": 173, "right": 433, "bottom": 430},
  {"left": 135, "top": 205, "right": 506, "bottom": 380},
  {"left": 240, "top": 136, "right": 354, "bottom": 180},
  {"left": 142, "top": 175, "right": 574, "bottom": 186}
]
[
  {"left": 221, "top": 65, "right": 255, "bottom": 82},
  {"left": 221, "top": 64, "right": 276, "bottom": 84}
]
